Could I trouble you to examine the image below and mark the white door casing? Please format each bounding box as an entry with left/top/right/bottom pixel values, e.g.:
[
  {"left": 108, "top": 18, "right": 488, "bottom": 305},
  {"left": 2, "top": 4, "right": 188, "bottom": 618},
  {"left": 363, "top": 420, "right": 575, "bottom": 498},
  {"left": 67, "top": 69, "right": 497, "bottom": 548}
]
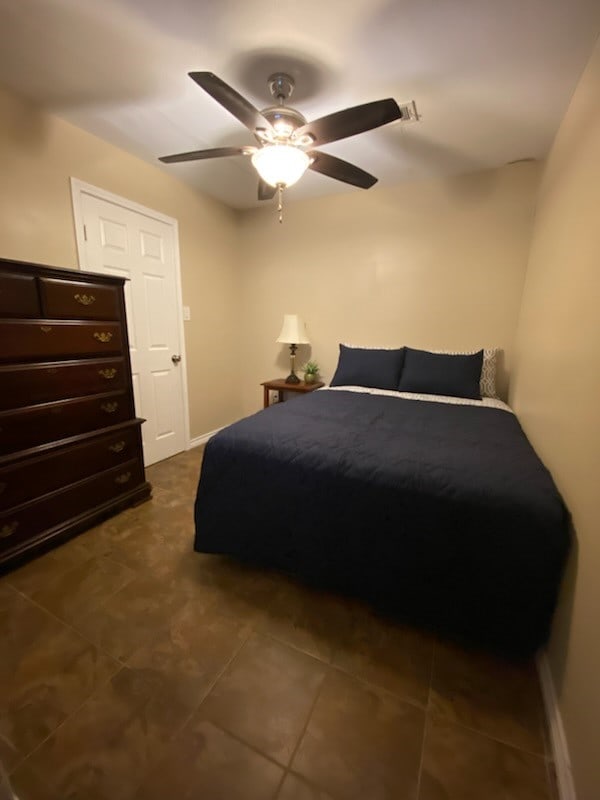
[{"left": 71, "top": 179, "right": 189, "bottom": 466}]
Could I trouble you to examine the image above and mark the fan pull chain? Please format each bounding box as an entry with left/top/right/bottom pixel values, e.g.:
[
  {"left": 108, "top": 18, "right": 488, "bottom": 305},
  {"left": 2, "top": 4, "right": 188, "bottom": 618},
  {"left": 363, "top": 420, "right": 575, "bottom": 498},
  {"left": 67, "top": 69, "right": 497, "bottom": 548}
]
[{"left": 277, "top": 184, "right": 284, "bottom": 224}]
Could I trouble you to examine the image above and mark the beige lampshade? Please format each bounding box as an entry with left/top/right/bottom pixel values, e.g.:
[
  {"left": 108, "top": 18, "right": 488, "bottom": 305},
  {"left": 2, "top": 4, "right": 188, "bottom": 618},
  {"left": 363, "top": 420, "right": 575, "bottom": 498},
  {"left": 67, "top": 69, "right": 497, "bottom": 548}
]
[{"left": 276, "top": 314, "right": 310, "bottom": 344}]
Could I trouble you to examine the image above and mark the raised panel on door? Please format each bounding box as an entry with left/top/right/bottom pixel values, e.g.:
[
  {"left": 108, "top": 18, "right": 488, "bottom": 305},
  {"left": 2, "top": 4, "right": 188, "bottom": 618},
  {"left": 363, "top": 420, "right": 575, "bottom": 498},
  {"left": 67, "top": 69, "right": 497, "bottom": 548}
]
[
  {"left": 151, "top": 369, "right": 178, "bottom": 441},
  {"left": 143, "top": 273, "right": 169, "bottom": 350},
  {"left": 99, "top": 216, "right": 128, "bottom": 251},
  {"left": 139, "top": 229, "right": 164, "bottom": 261}
]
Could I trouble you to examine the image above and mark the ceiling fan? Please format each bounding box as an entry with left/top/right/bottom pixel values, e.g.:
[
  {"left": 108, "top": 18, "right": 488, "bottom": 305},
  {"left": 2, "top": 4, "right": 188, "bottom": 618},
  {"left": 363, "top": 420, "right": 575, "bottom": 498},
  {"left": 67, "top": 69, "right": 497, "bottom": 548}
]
[{"left": 159, "top": 72, "right": 405, "bottom": 218}]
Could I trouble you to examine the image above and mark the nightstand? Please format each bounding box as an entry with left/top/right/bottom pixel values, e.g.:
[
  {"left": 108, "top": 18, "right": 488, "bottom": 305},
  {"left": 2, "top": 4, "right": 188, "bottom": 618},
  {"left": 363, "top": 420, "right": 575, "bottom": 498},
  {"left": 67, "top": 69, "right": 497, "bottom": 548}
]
[{"left": 261, "top": 378, "right": 325, "bottom": 409}]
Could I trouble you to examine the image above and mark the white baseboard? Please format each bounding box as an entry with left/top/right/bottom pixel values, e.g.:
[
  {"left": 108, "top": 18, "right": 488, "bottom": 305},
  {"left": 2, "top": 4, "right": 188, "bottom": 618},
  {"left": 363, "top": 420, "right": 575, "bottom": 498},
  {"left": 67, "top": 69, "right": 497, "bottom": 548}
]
[
  {"left": 537, "top": 652, "right": 576, "bottom": 800},
  {"left": 188, "top": 426, "right": 225, "bottom": 450}
]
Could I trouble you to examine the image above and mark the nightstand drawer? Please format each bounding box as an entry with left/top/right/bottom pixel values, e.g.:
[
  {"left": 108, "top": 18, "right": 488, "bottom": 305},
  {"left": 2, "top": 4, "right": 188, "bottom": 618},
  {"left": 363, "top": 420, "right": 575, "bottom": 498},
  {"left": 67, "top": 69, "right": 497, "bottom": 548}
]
[
  {"left": 0, "top": 358, "right": 127, "bottom": 410},
  {"left": 0, "top": 391, "right": 131, "bottom": 455},
  {"left": 39, "top": 277, "right": 121, "bottom": 320},
  {"left": 0, "top": 272, "right": 40, "bottom": 318},
  {"left": 0, "top": 458, "right": 145, "bottom": 552},
  {"left": 0, "top": 424, "right": 141, "bottom": 510},
  {"left": 0, "top": 320, "right": 123, "bottom": 361}
]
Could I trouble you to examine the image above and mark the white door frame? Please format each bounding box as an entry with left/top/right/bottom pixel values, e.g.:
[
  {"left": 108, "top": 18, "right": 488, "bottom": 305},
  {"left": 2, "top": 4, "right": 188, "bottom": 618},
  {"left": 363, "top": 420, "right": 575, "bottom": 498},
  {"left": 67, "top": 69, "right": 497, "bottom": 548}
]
[{"left": 70, "top": 177, "right": 191, "bottom": 454}]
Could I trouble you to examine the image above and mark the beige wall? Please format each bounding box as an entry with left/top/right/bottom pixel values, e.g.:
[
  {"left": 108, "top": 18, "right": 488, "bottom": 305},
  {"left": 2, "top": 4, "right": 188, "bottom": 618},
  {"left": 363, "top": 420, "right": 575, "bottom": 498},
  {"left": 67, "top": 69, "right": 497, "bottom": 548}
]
[
  {"left": 237, "top": 162, "right": 541, "bottom": 415},
  {"left": 511, "top": 37, "right": 600, "bottom": 800},
  {"left": 0, "top": 83, "right": 240, "bottom": 439}
]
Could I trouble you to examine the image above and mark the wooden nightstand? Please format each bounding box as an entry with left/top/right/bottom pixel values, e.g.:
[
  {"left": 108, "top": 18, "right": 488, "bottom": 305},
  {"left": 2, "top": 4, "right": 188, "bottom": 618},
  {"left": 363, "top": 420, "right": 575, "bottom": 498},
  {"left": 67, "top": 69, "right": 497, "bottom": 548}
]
[{"left": 261, "top": 378, "right": 325, "bottom": 409}]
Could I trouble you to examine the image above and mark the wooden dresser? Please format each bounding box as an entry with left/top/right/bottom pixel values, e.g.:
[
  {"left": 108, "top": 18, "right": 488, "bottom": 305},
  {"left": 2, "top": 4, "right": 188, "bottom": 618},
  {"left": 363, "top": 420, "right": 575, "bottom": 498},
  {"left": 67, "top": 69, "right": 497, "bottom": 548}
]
[{"left": 0, "top": 257, "right": 151, "bottom": 569}]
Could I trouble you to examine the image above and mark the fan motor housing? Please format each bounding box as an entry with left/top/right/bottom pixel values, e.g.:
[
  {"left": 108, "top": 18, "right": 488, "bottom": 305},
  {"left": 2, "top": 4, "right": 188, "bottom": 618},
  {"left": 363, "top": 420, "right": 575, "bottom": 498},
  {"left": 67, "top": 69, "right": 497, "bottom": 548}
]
[{"left": 259, "top": 106, "right": 307, "bottom": 140}]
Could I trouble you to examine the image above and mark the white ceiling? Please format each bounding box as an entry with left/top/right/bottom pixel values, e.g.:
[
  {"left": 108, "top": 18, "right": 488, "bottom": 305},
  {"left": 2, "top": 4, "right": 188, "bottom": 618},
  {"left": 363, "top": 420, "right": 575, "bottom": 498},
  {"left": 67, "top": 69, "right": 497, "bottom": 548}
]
[{"left": 0, "top": 0, "right": 598, "bottom": 210}]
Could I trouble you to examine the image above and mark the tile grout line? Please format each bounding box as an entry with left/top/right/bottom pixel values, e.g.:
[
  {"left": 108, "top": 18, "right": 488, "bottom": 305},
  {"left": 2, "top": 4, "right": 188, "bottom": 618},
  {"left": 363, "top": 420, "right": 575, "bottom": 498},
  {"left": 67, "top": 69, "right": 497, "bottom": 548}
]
[
  {"left": 6, "top": 583, "right": 128, "bottom": 668},
  {"left": 425, "top": 708, "right": 549, "bottom": 759},
  {"left": 8, "top": 660, "right": 126, "bottom": 780},
  {"left": 285, "top": 768, "right": 343, "bottom": 799},
  {"left": 7, "top": 550, "right": 140, "bottom": 628},
  {"left": 281, "top": 661, "right": 331, "bottom": 780},
  {"left": 416, "top": 638, "right": 436, "bottom": 799},
  {"left": 188, "top": 632, "right": 336, "bottom": 795},
  {"left": 2, "top": 453, "right": 208, "bottom": 781},
  {"left": 426, "top": 640, "right": 549, "bottom": 757},
  {"left": 258, "top": 628, "right": 429, "bottom": 713},
  {"left": 5, "top": 575, "right": 192, "bottom": 775},
  {"left": 125, "top": 618, "right": 257, "bottom": 799},
  {"left": 544, "top": 751, "right": 559, "bottom": 800}
]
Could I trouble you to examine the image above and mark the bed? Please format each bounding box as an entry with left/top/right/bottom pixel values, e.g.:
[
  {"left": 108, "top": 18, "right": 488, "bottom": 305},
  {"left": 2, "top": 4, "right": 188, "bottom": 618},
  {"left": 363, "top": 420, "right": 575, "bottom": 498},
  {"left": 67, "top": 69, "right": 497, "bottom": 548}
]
[{"left": 194, "top": 359, "right": 570, "bottom": 656}]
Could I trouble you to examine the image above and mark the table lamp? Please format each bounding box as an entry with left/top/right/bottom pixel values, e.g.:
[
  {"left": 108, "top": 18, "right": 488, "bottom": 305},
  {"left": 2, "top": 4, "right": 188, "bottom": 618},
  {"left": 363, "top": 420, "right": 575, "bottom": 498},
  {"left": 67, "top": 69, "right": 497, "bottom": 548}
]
[{"left": 276, "top": 314, "right": 310, "bottom": 384}]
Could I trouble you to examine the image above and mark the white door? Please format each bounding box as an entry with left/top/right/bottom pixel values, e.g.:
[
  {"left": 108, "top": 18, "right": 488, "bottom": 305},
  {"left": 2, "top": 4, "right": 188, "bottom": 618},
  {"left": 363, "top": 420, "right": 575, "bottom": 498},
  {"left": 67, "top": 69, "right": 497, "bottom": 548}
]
[{"left": 73, "top": 185, "right": 187, "bottom": 466}]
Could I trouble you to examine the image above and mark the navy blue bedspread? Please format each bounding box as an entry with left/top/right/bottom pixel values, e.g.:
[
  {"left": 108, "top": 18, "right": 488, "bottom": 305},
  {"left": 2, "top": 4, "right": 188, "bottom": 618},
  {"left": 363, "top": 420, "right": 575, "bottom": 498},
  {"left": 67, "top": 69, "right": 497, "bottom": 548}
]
[{"left": 194, "top": 390, "right": 570, "bottom": 654}]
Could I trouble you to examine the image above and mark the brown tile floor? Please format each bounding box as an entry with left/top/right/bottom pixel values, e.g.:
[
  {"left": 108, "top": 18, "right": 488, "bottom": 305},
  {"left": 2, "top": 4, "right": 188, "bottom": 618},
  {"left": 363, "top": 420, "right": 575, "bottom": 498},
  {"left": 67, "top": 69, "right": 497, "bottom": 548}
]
[{"left": 0, "top": 447, "right": 558, "bottom": 800}]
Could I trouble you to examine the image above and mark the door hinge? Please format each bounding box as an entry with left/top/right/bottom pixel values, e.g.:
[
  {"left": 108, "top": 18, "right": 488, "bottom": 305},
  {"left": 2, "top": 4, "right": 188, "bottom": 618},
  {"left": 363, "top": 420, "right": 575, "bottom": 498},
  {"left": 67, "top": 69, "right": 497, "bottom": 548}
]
[{"left": 83, "top": 224, "right": 88, "bottom": 241}]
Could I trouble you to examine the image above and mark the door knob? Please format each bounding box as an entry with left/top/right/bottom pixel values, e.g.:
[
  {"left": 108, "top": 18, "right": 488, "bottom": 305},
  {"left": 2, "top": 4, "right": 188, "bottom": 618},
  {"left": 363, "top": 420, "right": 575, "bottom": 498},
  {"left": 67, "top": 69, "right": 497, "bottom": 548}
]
[{"left": 171, "top": 354, "right": 182, "bottom": 364}]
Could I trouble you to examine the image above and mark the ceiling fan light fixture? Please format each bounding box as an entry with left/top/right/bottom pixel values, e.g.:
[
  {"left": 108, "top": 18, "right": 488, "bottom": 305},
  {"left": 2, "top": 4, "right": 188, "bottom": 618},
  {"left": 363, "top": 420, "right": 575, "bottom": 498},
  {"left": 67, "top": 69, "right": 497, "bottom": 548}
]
[{"left": 251, "top": 145, "right": 310, "bottom": 188}]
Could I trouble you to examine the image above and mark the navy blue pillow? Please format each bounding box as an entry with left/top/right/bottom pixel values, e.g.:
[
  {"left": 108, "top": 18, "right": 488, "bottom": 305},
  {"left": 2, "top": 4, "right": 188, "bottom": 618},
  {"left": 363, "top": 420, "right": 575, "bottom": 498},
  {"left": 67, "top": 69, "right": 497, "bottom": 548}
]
[
  {"left": 398, "top": 348, "right": 483, "bottom": 400},
  {"left": 331, "top": 345, "right": 405, "bottom": 390}
]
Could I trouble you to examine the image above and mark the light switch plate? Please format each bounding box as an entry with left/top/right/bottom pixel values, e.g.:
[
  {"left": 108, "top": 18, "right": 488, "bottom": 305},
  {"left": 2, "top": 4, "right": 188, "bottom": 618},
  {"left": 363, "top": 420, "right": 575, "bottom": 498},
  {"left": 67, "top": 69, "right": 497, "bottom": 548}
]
[{"left": 183, "top": 306, "right": 191, "bottom": 321}]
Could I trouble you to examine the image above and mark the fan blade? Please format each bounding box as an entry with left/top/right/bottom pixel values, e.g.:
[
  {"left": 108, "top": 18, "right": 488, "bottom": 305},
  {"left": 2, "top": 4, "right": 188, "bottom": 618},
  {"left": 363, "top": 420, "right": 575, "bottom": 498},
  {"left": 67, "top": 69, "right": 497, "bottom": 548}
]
[
  {"left": 309, "top": 151, "right": 377, "bottom": 189},
  {"left": 296, "top": 98, "right": 401, "bottom": 147},
  {"left": 189, "top": 72, "right": 272, "bottom": 134},
  {"left": 258, "top": 180, "right": 276, "bottom": 201},
  {"left": 159, "top": 146, "right": 255, "bottom": 164}
]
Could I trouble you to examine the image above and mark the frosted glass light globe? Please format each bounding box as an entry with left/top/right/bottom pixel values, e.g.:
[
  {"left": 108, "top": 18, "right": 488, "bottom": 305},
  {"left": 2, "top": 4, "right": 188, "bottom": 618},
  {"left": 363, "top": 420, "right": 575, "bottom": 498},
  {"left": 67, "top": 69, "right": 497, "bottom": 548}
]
[{"left": 252, "top": 145, "right": 310, "bottom": 188}]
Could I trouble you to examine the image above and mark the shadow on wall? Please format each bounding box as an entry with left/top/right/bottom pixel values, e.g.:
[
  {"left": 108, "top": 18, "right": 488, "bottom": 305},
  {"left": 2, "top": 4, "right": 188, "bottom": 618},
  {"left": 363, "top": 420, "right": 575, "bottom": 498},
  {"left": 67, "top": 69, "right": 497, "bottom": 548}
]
[
  {"left": 0, "top": 0, "right": 176, "bottom": 109},
  {"left": 1, "top": 92, "right": 51, "bottom": 149}
]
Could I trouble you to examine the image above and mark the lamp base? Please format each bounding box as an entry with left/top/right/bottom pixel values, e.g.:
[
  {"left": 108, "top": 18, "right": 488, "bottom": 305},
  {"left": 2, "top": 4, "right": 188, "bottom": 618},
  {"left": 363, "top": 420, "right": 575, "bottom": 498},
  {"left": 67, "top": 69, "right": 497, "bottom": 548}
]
[{"left": 284, "top": 372, "right": 301, "bottom": 385}]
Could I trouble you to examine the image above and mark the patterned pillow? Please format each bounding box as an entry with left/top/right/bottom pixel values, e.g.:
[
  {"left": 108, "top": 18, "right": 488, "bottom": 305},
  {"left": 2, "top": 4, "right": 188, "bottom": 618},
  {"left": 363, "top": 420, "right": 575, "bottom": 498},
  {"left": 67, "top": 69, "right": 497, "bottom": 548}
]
[{"left": 433, "top": 348, "right": 499, "bottom": 398}]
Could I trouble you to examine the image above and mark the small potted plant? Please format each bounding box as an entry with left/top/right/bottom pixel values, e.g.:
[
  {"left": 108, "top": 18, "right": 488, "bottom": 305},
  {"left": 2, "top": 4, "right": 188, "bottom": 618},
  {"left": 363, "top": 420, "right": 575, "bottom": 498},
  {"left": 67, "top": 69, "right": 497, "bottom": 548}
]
[{"left": 302, "top": 360, "right": 320, "bottom": 384}]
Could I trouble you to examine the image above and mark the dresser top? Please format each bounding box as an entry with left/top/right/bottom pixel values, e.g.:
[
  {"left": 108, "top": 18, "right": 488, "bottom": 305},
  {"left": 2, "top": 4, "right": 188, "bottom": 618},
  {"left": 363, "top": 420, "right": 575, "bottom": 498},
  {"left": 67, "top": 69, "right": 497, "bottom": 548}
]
[{"left": 0, "top": 257, "right": 126, "bottom": 285}]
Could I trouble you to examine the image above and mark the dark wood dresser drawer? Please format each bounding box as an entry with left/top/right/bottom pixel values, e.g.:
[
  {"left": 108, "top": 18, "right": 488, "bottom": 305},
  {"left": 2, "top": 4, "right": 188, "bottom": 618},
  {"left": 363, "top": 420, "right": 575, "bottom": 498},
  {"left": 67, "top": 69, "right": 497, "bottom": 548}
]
[
  {"left": 0, "top": 391, "right": 131, "bottom": 455},
  {"left": 0, "top": 319, "right": 123, "bottom": 361},
  {"left": 39, "top": 277, "right": 120, "bottom": 320},
  {"left": 0, "top": 358, "right": 127, "bottom": 410},
  {"left": 0, "top": 458, "right": 145, "bottom": 551},
  {"left": 0, "top": 272, "right": 40, "bottom": 317},
  {"left": 0, "top": 423, "right": 142, "bottom": 510}
]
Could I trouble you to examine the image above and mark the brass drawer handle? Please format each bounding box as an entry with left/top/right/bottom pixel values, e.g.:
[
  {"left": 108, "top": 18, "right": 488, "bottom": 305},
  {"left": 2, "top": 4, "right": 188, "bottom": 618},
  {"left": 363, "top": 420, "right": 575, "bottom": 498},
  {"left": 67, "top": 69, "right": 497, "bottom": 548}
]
[
  {"left": 109, "top": 441, "right": 125, "bottom": 453},
  {"left": 101, "top": 402, "right": 119, "bottom": 413},
  {"left": 93, "top": 332, "right": 113, "bottom": 343},
  {"left": 1, "top": 521, "right": 18, "bottom": 538},
  {"left": 98, "top": 368, "right": 117, "bottom": 380},
  {"left": 74, "top": 293, "right": 95, "bottom": 306},
  {"left": 115, "top": 472, "right": 131, "bottom": 485},
  {"left": 40, "top": 326, "right": 52, "bottom": 333}
]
